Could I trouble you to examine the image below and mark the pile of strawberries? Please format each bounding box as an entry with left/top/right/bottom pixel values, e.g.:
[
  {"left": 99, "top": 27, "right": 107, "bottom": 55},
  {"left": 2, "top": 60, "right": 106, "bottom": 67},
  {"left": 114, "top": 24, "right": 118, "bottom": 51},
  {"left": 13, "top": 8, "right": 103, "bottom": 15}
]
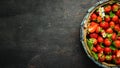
[{"left": 87, "top": 3, "right": 120, "bottom": 64}]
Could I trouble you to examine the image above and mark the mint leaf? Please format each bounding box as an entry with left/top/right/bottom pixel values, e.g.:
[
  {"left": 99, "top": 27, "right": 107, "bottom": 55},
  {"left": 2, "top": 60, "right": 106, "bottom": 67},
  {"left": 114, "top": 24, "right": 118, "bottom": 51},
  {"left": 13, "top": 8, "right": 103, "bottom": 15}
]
[{"left": 92, "top": 51, "right": 98, "bottom": 61}]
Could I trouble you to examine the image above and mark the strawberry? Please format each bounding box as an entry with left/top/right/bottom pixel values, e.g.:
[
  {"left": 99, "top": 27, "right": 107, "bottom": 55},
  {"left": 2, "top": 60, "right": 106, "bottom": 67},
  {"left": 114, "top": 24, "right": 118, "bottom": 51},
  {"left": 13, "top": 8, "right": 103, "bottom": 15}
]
[
  {"left": 106, "top": 28, "right": 113, "bottom": 33},
  {"left": 105, "top": 15, "right": 111, "bottom": 22},
  {"left": 96, "top": 45, "right": 103, "bottom": 53},
  {"left": 110, "top": 11, "right": 118, "bottom": 22},
  {"left": 93, "top": 38, "right": 97, "bottom": 45},
  {"left": 104, "top": 22, "right": 109, "bottom": 29},
  {"left": 89, "top": 33, "right": 98, "bottom": 38},
  {"left": 112, "top": 55, "right": 116, "bottom": 60},
  {"left": 104, "top": 47, "right": 112, "bottom": 54},
  {"left": 114, "top": 40, "right": 120, "bottom": 48},
  {"left": 118, "top": 19, "right": 120, "bottom": 24},
  {"left": 100, "top": 21, "right": 109, "bottom": 29},
  {"left": 112, "top": 15, "right": 118, "bottom": 22},
  {"left": 113, "top": 50, "right": 118, "bottom": 55},
  {"left": 112, "top": 4, "right": 119, "bottom": 12},
  {"left": 95, "top": 9, "right": 99, "bottom": 15},
  {"left": 105, "top": 55, "right": 112, "bottom": 61},
  {"left": 117, "top": 36, "right": 120, "bottom": 40},
  {"left": 88, "top": 23, "right": 98, "bottom": 33},
  {"left": 98, "top": 53, "right": 105, "bottom": 62},
  {"left": 104, "top": 38, "right": 111, "bottom": 47},
  {"left": 96, "top": 26, "right": 102, "bottom": 33},
  {"left": 112, "top": 33, "right": 116, "bottom": 40},
  {"left": 90, "top": 22, "right": 97, "bottom": 26},
  {"left": 97, "top": 36, "right": 104, "bottom": 43},
  {"left": 97, "top": 16, "right": 102, "bottom": 23},
  {"left": 116, "top": 50, "right": 120, "bottom": 58},
  {"left": 92, "top": 47, "right": 97, "bottom": 52},
  {"left": 115, "top": 58, "right": 120, "bottom": 65},
  {"left": 114, "top": 24, "right": 120, "bottom": 32},
  {"left": 116, "top": 9, "right": 120, "bottom": 17},
  {"left": 104, "top": 5, "right": 112, "bottom": 13},
  {"left": 90, "top": 13, "right": 97, "bottom": 21},
  {"left": 109, "top": 21, "right": 115, "bottom": 28}
]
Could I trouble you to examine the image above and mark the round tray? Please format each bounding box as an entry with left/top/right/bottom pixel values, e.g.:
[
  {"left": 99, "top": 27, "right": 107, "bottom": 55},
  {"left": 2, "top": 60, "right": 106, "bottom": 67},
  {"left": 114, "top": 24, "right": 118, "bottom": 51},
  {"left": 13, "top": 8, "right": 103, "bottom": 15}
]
[{"left": 80, "top": 0, "right": 120, "bottom": 67}]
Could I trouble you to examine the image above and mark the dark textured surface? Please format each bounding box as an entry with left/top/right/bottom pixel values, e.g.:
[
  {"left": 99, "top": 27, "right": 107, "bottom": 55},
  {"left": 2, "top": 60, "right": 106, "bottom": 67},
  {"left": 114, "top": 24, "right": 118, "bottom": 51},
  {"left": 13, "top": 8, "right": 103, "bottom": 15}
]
[{"left": 0, "top": 0, "right": 100, "bottom": 68}]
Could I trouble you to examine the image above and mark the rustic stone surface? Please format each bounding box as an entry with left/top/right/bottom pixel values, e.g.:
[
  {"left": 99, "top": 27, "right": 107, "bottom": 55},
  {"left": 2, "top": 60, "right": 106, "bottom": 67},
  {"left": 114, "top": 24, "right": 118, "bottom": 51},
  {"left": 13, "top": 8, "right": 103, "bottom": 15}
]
[{"left": 0, "top": 0, "right": 100, "bottom": 68}]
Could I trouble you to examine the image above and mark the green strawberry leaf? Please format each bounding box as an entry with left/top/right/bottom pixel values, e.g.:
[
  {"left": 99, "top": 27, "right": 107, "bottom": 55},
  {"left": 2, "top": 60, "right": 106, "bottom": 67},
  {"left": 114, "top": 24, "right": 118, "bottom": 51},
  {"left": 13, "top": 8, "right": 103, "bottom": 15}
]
[
  {"left": 99, "top": 28, "right": 103, "bottom": 32},
  {"left": 105, "top": 15, "right": 109, "bottom": 18},
  {"left": 110, "top": 43, "right": 116, "bottom": 50},
  {"left": 117, "top": 32, "right": 120, "bottom": 36},
  {"left": 92, "top": 51, "right": 98, "bottom": 61},
  {"left": 100, "top": 43, "right": 105, "bottom": 48},
  {"left": 95, "top": 9, "right": 99, "bottom": 12},
  {"left": 87, "top": 39, "right": 93, "bottom": 50},
  {"left": 110, "top": 11, "right": 115, "bottom": 18},
  {"left": 106, "top": 55, "right": 112, "bottom": 61},
  {"left": 114, "top": 8, "right": 118, "bottom": 12},
  {"left": 106, "top": 33, "right": 112, "bottom": 39}
]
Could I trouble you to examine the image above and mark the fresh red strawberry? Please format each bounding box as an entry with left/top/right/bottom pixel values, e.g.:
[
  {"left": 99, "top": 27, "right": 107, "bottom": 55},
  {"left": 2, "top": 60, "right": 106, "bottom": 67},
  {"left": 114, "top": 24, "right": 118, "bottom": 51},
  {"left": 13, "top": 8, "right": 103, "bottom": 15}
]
[
  {"left": 92, "top": 47, "right": 97, "bottom": 52},
  {"left": 106, "top": 28, "right": 113, "bottom": 33},
  {"left": 113, "top": 50, "right": 118, "bottom": 55},
  {"left": 95, "top": 9, "right": 99, "bottom": 15},
  {"left": 104, "top": 5, "right": 112, "bottom": 13},
  {"left": 110, "top": 11, "right": 118, "bottom": 22},
  {"left": 112, "top": 33, "right": 116, "bottom": 40},
  {"left": 90, "top": 22, "right": 97, "bottom": 26},
  {"left": 96, "top": 26, "right": 102, "bottom": 33},
  {"left": 90, "top": 13, "right": 97, "bottom": 21},
  {"left": 100, "top": 21, "right": 109, "bottom": 29},
  {"left": 97, "top": 36, "right": 104, "bottom": 43},
  {"left": 112, "top": 15, "right": 118, "bottom": 22},
  {"left": 93, "top": 38, "right": 97, "bottom": 45},
  {"left": 96, "top": 45, "right": 103, "bottom": 53},
  {"left": 118, "top": 19, "right": 120, "bottom": 24},
  {"left": 115, "top": 58, "right": 120, "bottom": 65},
  {"left": 112, "top": 4, "right": 119, "bottom": 12},
  {"left": 100, "top": 22, "right": 106, "bottom": 29},
  {"left": 104, "top": 38, "right": 111, "bottom": 47},
  {"left": 105, "top": 15, "right": 110, "bottom": 22},
  {"left": 97, "top": 16, "right": 102, "bottom": 23},
  {"left": 89, "top": 33, "right": 98, "bottom": 38},
  {"left": 88, "top": 23, "right": 98, "bottom": 33},
  {"left": 104, "top": 47, "right": 112, "bottom": 54},
  {"left": 116, "top": 9, "right": 120, "bottom": 17},
  {"left": 98, "top": 53, "right": 105, "bottom": 62},
  {"left": 114, "top": 24, "right": 120, "bottom": 32},
  {"left": 116, "top": 50, "right": 120, "bottom": 58},
  {"left": 112, "top": 55, "right": 116, "bottom": 60},
  {"left": 114, "top": 40, "right": 120, "bottom": 48},
  {"left": 109, "top": 21, "right": 115, "bottom": 28},
  {"left": 117, "top": 36, "right": 120, "bottom": 40},
  {"left": 98, "top": 53, "right": 102, "bottom": 58},
  {"left": 104, "top": 22, "right": 109, "bottom": 29}
]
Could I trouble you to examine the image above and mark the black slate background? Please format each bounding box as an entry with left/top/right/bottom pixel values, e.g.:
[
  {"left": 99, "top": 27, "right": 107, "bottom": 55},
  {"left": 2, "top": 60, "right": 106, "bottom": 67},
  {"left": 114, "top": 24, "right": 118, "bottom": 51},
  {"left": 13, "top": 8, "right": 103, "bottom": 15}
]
[{"left": 0, "top": 0, "right": 101, "bottom": 68}]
